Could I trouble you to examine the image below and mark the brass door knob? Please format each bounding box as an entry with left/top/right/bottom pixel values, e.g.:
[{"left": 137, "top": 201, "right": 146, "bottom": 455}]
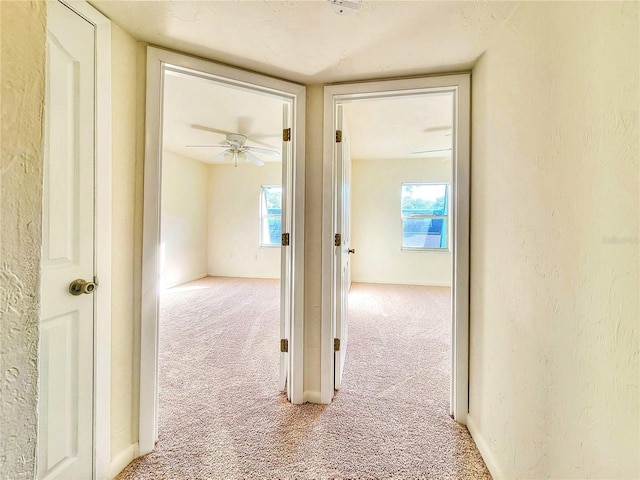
[
  {"left": 69, "top": 279, "right": 97, "bottom": 296},
  {"left": 348, "top": 248, "right": 356, "bottom": 254}
]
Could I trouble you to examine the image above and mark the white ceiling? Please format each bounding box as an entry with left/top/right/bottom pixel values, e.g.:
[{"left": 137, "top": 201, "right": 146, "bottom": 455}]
[
  {"left": 90, "top": 1, "right": 518, "bottom": 84},
  {"left": 163, "top": 70, "right": 454, "bottom": 163},
  {"left": 93, "top": 0, "right": 519, "bottom": 163},
  {"left": 344, "top": 93, "right": 453, "bottom": 161}
]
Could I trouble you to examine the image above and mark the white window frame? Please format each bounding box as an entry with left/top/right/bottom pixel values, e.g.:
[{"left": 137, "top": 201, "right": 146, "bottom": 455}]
[
  {"left": 260, "top": 185, "right": 282, "bottom": 248},
  {"left": 400, "top": 182, "right": 450, "bottom": 252}
]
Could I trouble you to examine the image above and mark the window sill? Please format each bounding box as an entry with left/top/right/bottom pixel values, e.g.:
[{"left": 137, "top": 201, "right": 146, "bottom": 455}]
[{"left": 401, "top": 248, "right": 452, "bottom": 254}]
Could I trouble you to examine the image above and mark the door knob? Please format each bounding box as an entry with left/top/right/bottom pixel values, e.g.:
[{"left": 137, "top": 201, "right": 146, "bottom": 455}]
[
  {"left": 348, "top": 248, "right": 356, "bottom": 254},
  {"left": 69, "top": 279, "right": 97, "bottom": 296}
]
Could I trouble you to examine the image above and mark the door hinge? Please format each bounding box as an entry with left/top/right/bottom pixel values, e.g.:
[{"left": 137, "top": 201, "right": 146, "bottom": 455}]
[
  {"left": 334, "top": 338, "right": 340, "bottom": 351},
  {"left": 281, "top": 233, "right": 290, "bottom": 246},
  {"left": 334, "top": 233, "right": 341, "bottom": 247},
  {"left": 336, "top": 130, "right": 342, "bottom": 143},
  {"left": 280, "top": 338, "right": 289, "bottom": 353},
  {"left": 283, "top": 128, "right": 291, "bottom": 142}
]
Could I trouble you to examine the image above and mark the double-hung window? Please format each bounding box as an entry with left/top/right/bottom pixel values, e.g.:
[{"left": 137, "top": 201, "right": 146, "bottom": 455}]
[
  {"left": 260, "top": 185, "right": 282, "bottom": 247},
  {"left": 401, "top": 183, "right": 449, "bottom": 250}
]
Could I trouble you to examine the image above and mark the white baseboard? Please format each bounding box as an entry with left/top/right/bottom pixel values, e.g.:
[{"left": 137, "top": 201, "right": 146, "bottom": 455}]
[
  {"left": 110, "top": 442, "right": 139, "bottom": 480},
  {"left": 466, "top": 414, "right": 505, "bottom": 480},
  {"left": 164, "top": 273, "right": 208, "bottom": 289}
]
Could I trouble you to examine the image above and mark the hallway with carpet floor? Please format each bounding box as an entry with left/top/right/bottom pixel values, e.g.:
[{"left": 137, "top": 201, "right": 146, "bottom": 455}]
[{"left": 117, "top": 277, "right": 490, "bottom": 479}]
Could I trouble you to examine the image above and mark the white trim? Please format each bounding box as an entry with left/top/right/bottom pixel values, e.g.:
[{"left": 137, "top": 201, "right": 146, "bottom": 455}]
[
  {"left": 321, "top": 88, "right": 336, "bottom": 404},
  {"left": 58, "top": 2, "right": 112, "bottom": 478},
  {"left": 139, "top": 49, "right": 163, "bottom": 454},
  {"left": 109, "top": 443, "right": 139, "bottom": 480},
  {"left": 466, "top": 414, "right": 504, "bottom": 479},
  {"left": 350, "top": 280, "right": 452, "bottom": 288},
  {"left": 259, "top": 185, "right": 283, "bottom": 248},
  {"left": 140, "top": 47, "right": 306, "bottom": 455},
  {"left": 452, "top": 74, "right": 471, "bottom": 423},
  {"left": 321, "top": 75, "right": 470, "bottom": 420}
]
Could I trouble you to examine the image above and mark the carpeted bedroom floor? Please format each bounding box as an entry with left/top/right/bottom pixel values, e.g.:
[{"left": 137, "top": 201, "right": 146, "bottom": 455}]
[{"left": 116, "top": 277, "right": 490, "bottom": 479}]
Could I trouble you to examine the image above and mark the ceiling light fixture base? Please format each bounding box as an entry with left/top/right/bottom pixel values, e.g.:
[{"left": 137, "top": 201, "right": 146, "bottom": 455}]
[
  {"left": 329, "top": 0, "right": 362, "bottom": 16},
  {"left": 226, "top": 133, "right": 247, "bottom": 147}
]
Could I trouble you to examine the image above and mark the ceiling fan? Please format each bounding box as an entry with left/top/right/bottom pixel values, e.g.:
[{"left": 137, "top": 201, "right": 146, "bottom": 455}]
[
  {"left": 411, "top": 126, "right": 453, "bottom": 155},
  {"left": 186, "top": 133, "right": 279, "bottom": 167},
  {"left": 410, "top": 148, "right": 452, "bottom": 155}
]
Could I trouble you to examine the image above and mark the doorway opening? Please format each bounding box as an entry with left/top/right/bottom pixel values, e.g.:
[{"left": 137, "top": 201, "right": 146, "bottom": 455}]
[
  {"left": 155, "top": 70, "right": 285, "bottom": 456},
  {"left": 140, "top": 48, "right": 305, "bottom": 455},
  {"left": 321, "top": 75, "right": 470, "bottom": 423}
]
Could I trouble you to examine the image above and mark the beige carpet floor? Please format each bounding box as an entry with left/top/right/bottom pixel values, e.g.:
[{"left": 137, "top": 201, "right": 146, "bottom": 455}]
[{"left": 117, "top": 277, "right": 490, "bottom": 479}]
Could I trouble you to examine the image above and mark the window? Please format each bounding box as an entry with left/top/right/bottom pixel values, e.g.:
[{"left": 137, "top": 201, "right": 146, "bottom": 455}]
[
  {"left": 401, "top": 183, "right": 449, "bottom": 250},
  {"left": 260, "top": 185, "right": 282, "bottom": 247}
]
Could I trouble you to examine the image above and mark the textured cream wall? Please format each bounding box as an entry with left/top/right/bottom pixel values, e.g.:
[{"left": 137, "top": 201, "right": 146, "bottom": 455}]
[
  {"left": 469, "top": 2, "right": 639, "bottom": 478},
  {"left": 110, "top": 23, "right": 139, "bottom": 469},
  {"left": 129, "top": 40, "right": 147, "bottom": 453},
  {"left": 161, "top": 151, "right": 209, "bottom": 287},
  {"left": 351, "top": 158, "right": 452, "bottom": 286},
  {"left": 0, "top": 2, "right": 46, "bottom": 478},
  {"left": 208, "top": 162, "right": 282, "bottom": 278},
  {"left": 303, "top": 85, "right": 324, "bottom": 396}
]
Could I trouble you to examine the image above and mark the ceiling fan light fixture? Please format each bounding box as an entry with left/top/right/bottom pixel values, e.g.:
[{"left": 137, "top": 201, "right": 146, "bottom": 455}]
[
  {"left": 226, "top": 133, "right": 247, "bottom": 147},
  {"left": 185, "top": 132, "right": 277, "bottom": 167},
  {"left": 329, "top": 0, "right": 362, "bottom": 16}
]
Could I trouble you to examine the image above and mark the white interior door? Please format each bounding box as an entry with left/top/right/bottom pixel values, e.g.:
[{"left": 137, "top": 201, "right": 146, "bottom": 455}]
[
  {"left": 279, "top": 102, "right": 293, "bottom": 395},
  {"left": 39, "top": 1, "right": 96, "bottom": 478},
  {"left": 334, "top": 105, "right": 352, "bottom": 389}
]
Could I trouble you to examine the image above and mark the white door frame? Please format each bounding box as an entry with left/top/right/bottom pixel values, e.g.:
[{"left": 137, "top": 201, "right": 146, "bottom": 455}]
[
  {"left": 140, "top": 47, "right": 306, "bottom": 455},
  {"left": 320, "top": 74, "right": 471, "bottom": 423},
  {"left": 41, "top": 1, "right": 112, "bottom": 478}
]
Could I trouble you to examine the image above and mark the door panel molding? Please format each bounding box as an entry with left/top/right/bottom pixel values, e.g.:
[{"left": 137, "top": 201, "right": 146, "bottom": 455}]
[
  {"left": 140, "top": 47, "right": 306, "bottom": 455},
  {"left": 320, "top": 75, "right": 470, "bottom": 424}
]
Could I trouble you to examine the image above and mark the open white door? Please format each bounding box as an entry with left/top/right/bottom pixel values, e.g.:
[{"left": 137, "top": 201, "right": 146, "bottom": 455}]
[
  {"left": 334, "top": 105, "right": 352, "bottom": 389},
  {"left": 39, "top": 2, "right": 95, "bottom": 478},
  {"left": 279, "top": 102, "right": 293, "bottom": 396}
]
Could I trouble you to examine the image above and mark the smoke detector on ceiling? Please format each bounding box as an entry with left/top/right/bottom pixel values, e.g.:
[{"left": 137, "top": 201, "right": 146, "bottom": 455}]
[{"left": 329, "top": 0, "right": 362, "bottom": 16}]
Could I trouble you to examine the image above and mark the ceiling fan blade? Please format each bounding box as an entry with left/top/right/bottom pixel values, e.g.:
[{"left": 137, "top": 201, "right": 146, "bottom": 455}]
[
  {"left": 243, "top": 151, "right": 265, "bottom": 167},
  {"left": 423, "top": 126, "right": 453, "bottom": 134},
  {"left": 211, "top": 149, "right": 231, "bottom": 162},
  {"left": 242, "top": 132, "right": 282, "bottom": 148},
  {"left": 190, "top": 124, "right": 232, "bottom": 136},
  {"left": 410, "top": 148, "right": 452, "bottom": 155},
  {"left": 237, "top": 116, "right": 254, "bottom": 135},
  {"left": 185, "top": 144, "right": 228, "bottom": 148},
  {"left": 245, "top": 146, "right": 280, "bottom": 157},
  {"left": 248, "top": 133, "right": 281, "bottom": 140}
]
